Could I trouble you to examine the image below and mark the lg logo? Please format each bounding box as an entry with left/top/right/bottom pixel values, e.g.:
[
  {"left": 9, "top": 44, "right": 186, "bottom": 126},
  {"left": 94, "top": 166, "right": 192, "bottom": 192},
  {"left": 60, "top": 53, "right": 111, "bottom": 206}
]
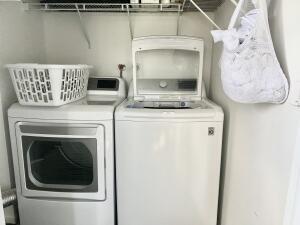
[{"left": 208, "top": 127, "right": 215, "bottom": 136}]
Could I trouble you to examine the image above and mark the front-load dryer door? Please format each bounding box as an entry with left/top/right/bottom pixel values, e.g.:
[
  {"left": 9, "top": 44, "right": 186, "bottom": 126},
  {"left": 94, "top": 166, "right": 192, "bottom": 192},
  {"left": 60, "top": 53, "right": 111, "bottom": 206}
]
[{"left": 15, "top": 122, "right": 106, "bottom": 201}]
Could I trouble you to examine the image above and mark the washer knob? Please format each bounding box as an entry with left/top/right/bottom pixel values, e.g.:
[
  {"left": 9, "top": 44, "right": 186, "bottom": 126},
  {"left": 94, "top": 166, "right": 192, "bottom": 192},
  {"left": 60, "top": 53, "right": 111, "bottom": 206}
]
[{"left": 159, "top": 80, "right": 168, "bottom": 88}]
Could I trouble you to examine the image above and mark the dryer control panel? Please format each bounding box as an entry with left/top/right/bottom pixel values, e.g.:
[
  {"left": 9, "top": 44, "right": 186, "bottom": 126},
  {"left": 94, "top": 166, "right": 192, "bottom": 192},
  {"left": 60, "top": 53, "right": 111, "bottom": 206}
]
[
  {"left": 88, "top": 78, "right": 119, "bottom": 91},
  {"left": 87, "top": 77, "right": 126, "bottom": 99}
]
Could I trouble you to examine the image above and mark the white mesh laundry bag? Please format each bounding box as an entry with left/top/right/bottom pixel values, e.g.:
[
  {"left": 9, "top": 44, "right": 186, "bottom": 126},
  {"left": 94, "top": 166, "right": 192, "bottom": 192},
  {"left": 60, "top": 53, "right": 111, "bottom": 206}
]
[{"left": 211, "top": 0, "right": 289, "bottom": 103}]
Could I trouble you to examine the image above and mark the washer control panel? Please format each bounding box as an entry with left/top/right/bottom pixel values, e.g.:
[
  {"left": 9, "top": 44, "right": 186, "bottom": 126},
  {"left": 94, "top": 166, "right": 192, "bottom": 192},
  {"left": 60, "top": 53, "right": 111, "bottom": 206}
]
[{"left": 159, "top": 80, "right": 168, "bottom": 88}]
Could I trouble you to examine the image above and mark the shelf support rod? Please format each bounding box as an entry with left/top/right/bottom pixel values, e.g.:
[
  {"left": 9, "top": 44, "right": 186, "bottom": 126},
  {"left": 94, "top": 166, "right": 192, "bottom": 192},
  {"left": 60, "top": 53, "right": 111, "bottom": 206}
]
[
  {"left": 75, "top": 4, "right": 91, "bottom": 49},
  {"left": 182, "top": 0, "right": 187, "bottom": 10},
  {"left": 176, "top": 0, "right": 188, "bottom": 35},
  {"left": 126, "top": 5, "right": 133, "bottom": 40},
  {"left": 176, "top": 9, "right": 181, "bottom": 35},
  {"left": 189, "top": 0, "right": 221, "bottom": 30},
  {"left": 230, "top": 0, "right": 246, "bottom": 15},
  {"left": 230, "top": 0, "right": 238, "bottom": 6}
]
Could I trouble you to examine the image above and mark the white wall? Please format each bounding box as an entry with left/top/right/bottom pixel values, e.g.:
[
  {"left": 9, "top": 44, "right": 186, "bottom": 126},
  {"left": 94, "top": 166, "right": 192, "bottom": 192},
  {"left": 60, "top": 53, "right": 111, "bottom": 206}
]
[
  {"left": 273, "top": 1, "right": 300, "bottom": 224},
  {"left": 42, "top": 12, "right": 214, "bottom": 91},
  {"left": 209, "top": 1, "right": 300, "bottom": 225},
  {"left": 0, "top": 2, "right": 45, "bottom": 223}
]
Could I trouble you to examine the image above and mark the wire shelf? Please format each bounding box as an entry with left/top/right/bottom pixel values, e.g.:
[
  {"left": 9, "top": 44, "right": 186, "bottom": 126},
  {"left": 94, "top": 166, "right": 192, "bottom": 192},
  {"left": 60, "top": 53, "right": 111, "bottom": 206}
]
[
  {"left": 25, "top": 3, "right": 183, "bottom": 12},
  {"left": 24, "top": 0, "right": 223, "bottom": 12},
  {"left": 22, "top": 0, "right": 224, "bottom": 48}
]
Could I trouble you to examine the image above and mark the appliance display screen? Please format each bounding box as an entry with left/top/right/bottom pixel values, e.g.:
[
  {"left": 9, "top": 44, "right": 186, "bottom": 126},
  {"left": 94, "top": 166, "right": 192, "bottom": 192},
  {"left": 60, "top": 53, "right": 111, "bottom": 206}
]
[
  {"left": 88, "top": 78, "right": 119, "bottom": 91},
  {"left": 97, "top": 79, "right": 118, "bottom": 89}
]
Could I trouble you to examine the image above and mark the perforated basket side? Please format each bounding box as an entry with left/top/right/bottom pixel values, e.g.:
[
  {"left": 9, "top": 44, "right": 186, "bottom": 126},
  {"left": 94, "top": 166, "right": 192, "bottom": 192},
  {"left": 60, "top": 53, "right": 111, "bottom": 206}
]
[
  {"left": 7, "top": 65, "right": 90, "bottom": 106},
  {"left": 55, "top": 68, "right": 89, "bottom": 105}
]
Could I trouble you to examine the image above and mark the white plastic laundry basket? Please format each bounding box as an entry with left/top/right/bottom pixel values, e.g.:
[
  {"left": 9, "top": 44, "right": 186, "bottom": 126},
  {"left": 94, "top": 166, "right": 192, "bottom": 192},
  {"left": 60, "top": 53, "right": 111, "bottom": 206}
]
[{"left": 6, "top": 64, "right": 91, "bottom": 106}]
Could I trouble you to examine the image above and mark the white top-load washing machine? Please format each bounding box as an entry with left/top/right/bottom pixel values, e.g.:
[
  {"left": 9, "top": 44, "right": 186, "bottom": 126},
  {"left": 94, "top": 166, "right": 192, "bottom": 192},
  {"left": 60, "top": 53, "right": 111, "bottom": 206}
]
[
  {"left": 8, "top": 77, "right": 125, "bottom": 225},
  {"left": 115, "top": 36, "right": 224, "bottom": 225}
]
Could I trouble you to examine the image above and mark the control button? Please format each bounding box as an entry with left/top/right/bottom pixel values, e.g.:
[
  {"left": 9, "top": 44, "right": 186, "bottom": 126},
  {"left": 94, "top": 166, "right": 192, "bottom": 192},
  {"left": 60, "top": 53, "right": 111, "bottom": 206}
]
[{"left": 159, "top": 80, "right": 168, "bottom": 88}]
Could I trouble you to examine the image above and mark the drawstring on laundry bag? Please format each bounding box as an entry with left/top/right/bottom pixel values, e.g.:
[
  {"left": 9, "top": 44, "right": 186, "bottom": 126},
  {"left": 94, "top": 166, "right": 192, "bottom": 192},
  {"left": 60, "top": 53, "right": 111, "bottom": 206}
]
[{"left": 211, "top": 0, "right": 289, "bottom": 104}]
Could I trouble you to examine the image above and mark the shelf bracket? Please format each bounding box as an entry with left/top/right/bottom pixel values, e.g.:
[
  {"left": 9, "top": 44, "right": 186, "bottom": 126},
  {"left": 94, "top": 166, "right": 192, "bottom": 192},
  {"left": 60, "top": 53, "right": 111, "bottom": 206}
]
[
  {"left": 75, "top": 4, "right": 91, "bottom": 49},
  {"left": 189, "top": 0, "right": 221, "bottom": 30},
  {"left": 126, "top": 5, "right": 133, "bottom": 40},
  {"left": 176, "top": 8, "right": 180, "bottom": 35},
  {"left": 176, "top": 0, "right": 186, "bottom": 35}
]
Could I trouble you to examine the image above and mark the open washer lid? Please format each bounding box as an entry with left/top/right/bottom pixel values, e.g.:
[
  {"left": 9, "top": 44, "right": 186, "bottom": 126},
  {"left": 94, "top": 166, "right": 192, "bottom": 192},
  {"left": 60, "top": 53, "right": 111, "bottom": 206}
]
[{"left": 132, "top": 36, "right": 204, "bottom": 102}]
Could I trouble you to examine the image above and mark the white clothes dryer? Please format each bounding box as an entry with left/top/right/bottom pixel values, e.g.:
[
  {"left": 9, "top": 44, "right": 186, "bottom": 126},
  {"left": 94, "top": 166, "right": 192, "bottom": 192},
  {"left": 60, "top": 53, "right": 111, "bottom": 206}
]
[
  {"left": 8, "top": 77, "right": 125, "bottom": 225},
  {"left": 115, "top": 36, "right": 224, "bottom": 225}
]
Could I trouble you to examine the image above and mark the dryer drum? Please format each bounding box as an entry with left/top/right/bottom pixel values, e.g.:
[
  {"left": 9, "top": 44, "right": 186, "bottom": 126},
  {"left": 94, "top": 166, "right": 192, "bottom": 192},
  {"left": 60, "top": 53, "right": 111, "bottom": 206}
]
[
  {"left": 61, "top": 142, "right": 93, "bottom": 169},
  {"left": 28, "top": 140, "right": 93, "bottom": 187}
]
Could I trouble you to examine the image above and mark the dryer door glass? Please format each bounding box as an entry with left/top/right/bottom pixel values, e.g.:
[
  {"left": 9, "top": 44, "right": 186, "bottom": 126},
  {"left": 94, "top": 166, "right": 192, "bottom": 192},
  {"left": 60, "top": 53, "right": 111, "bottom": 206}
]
[{"left": 22, "top": 136, "right": 98, "bottom": 192}]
